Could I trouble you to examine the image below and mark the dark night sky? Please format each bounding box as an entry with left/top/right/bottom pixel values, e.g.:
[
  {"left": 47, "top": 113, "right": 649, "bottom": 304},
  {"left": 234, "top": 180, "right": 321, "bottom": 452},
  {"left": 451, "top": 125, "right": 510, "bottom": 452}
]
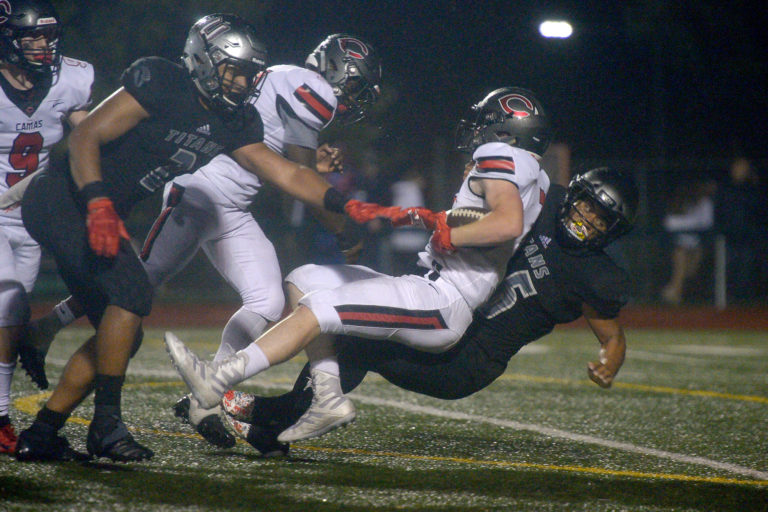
[
  {"left": 252, "top": 1, "right": 768, "bottom": 166},
  {"left": 62, "top": 1, "right": 768, "bottom": 171}
]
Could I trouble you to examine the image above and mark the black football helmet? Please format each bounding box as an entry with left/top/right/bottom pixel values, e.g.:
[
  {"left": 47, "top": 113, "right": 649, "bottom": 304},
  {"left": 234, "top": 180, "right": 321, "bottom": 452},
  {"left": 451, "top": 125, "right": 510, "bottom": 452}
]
[
  {"left": 557, "top": 167, "right": 639, "bottom": 250},
  {"left": 182, "top": 13, "right": 268, "bottom": 114},
  {"left": 0, "top": 0, "right": 61, "bottom": 76},
  {"left": 455, "top": 87, "right": 552, "bottom": 157},
  {"left": 305, "top": 33, "right": 382, "bottom": 124}
]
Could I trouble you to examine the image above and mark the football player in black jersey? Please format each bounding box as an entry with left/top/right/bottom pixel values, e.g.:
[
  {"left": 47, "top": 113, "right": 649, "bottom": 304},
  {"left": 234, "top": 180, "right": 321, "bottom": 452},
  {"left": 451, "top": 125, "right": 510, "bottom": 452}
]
[
  {"left": 217, "top": 166, "right": 639, "bottom": 455},
  {"left": 14, "top": 14, "right": 375, "bottom": 462}
]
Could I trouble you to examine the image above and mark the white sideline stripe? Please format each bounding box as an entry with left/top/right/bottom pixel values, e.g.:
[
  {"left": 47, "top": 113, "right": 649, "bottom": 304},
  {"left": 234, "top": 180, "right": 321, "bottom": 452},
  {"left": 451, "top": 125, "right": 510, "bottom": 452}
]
[
  {"left": 50, "top": 362, "right": 768, "bottom": 480},
  {"left": 667, "top": 344, "right": 766, "bottom": 356},
  {"left": 350, "top": 394, "right": 768, "bottom": 481}
]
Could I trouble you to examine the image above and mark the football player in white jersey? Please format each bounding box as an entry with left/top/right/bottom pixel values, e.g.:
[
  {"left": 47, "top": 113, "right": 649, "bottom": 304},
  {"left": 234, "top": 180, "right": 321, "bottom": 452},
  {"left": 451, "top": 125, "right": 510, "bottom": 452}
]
[
  {"left": 0, "top": 0, "right": 92, "bottom": 455},
  {"left": 165, "top": 87, "right": 553, "bottom": 443},
  {"left": 13, "top": 33, "right": 382, "bottom": 450}
]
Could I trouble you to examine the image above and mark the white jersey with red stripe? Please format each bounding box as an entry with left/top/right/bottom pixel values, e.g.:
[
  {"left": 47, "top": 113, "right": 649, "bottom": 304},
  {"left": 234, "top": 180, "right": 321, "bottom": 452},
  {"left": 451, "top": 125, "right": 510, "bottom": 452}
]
[
  {"left": 0, "top": 56, "right": 93, "bottom": 226},
  {"left": 417, "top": 142, "right": 550, "bottom": 309},
  {"left": 289, "top": 142, "right": 550, "bottom": 354},
  {"left": 189, "top": 64, "right": 337, "bottom": 210},
  {"left": 141, "top": 65, "right": 338, "bottom": 327}
]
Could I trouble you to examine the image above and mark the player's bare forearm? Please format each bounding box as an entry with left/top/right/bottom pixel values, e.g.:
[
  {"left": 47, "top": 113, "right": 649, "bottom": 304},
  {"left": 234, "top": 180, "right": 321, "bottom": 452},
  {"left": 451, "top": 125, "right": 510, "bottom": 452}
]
[
  {"left": 234, "top": 143, "right": 333, "bottom": 209},
  {"left": 584, "top": 306, "right": 626, "bottom": 388},
  {"left": 451, "top": 179, "right": 523, "bottom": 247},
  {"left": 587, "top": 333, "right": 625, "bottom": 388}
]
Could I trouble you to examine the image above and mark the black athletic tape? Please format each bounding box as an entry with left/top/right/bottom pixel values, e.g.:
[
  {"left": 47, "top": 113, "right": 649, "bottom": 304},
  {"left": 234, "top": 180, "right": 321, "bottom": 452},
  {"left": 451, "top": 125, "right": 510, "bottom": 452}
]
[
  {"left": 78, "top": 181, "right": 109, "bottom": 203},
  {"left": 323, "top": 187, "right": 348, "bottom": 214}
]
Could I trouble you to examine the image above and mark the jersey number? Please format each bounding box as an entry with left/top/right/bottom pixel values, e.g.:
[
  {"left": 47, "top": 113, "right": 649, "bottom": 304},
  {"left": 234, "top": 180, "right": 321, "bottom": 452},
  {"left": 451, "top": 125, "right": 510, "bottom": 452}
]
[
  {"left": 483, "top": 270, "right": 538, "bottom": 319},
  {"left": 6, "top": 132, "right": 43, "bottom": 187},
  {"left": 139, "top": 148, "right": 197, "bottom": 193}
]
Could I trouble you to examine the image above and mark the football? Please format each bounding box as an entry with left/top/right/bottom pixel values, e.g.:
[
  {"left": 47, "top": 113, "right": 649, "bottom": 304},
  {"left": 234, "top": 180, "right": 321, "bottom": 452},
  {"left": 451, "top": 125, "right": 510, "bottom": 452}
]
[{"left": 446, "top": 206, "right": 490, "bottom": 227}]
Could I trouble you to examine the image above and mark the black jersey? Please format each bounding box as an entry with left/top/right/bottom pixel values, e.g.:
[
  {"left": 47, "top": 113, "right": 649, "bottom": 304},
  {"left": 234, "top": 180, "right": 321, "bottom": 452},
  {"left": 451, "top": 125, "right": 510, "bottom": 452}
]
[
  {"left": 98, "top": 57, "right": 264, "bottom": 215},
  {"left": 474, "top": 184, "right": 631, "bottom": 363}
]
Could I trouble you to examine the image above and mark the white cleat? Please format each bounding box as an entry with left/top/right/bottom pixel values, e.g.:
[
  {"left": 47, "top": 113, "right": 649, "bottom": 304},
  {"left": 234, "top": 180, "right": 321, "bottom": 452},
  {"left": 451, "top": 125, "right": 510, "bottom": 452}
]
[
  {"left": 164, "top": 331, "right": 248, "bottom": 409},
  {"left": 277, "top": 369, "right": 356, "bottom": 443}
]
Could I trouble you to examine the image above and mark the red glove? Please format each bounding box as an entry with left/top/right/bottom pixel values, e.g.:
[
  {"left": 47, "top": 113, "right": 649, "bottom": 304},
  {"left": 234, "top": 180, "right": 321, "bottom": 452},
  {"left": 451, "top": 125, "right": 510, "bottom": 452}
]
[
  {"left": 344, "top": 199, "right": 402, "bottom": 224},
  {"left": 429, "top": 211, "right": 456, "bottom": 254},
  {"left": 86, "top": 198, "right": 129, "bottom": 258}
]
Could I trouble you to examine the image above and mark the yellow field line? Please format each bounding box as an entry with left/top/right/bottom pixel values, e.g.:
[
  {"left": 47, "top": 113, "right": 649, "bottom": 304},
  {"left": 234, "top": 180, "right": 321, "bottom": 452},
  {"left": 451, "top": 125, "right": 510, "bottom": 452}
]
[
  {"left": 297, "top": 445, "right": 768, "bottom": 487},
  {"left": 12, "top": 386, "right": 767, "bottom": 489},
  {"left": 500, "top": 373, "right": 768, "bottom": 404}
]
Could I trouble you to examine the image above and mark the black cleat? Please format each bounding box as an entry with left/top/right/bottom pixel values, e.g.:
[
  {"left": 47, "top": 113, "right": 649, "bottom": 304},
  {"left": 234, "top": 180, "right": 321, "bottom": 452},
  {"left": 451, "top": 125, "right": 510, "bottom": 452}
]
[
  {"left": 87, "top": 417, "right": 153, "bottom": 462},
  {"left": 173, "top": 395, "right": 191, "bottom": 423},
  {"left": 246, "top": 426, "right": 289, "bottom": 458},
  {"left": 15, "top": 428, "right": 90, "bottom": 462},
  {"left": 17, "top": 338, "right": 49, "bottom": 390},
  {"left": 196, "top": 413, "right": 236, "bottom": 449}
]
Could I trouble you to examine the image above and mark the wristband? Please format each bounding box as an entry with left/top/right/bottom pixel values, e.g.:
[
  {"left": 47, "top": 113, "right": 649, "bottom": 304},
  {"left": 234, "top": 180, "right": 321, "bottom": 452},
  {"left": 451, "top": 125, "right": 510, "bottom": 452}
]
[
  {"left": 323, "top": 187, "right": 347, "bottom": 214},
  {"left": 78, "top": 181, "right": 109, "bottom": 203}
]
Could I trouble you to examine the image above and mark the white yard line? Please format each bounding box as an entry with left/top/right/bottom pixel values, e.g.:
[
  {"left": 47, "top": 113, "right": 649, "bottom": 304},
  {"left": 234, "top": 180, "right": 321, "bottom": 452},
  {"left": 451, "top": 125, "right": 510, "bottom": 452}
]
[
  {"left": 352, "top": 394, "right": 768, "bottom": 480},
  {"left": 48, "top": 361, "right": 766, "bottom": 480}
]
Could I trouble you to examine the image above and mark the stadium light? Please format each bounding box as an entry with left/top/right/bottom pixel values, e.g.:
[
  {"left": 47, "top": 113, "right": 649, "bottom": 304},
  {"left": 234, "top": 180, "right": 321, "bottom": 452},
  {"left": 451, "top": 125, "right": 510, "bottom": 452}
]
[{"left": 539, "top": 20, "right": 573, "bottom": 38}]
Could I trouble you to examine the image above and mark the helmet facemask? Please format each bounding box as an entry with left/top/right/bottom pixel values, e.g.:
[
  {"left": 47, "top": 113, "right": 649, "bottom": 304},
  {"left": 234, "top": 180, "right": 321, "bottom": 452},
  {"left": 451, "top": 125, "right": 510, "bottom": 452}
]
[
  {"left": 183, "top": 14, "right": 267, "bottom": 115},
  {"left": 559, "top": 192, "right": 616, "bottom": 249},
  {"left": 556, "top": 168, "right": 638, "bottom": 251},
  {"left": 0, "top": 0, "right": 62, "bottom": 77},
  {"left": 306, "top": 34, "right": 382, "bottom": 125},
  {"left": 209, "top": 54, "right": 262, "bottom": 111},
  {"left": 334, "top": 73, "right": 380, "bottom": 124}
]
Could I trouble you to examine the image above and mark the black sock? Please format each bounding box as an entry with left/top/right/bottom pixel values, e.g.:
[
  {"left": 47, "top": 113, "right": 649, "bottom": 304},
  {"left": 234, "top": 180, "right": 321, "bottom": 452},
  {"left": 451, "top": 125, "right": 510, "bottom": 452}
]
[
  {"left": 94, "top": 374, "right": 124, "bottom": 420},
  {"left": 31, "top": 406, "right": 69, "bottom": 434}
]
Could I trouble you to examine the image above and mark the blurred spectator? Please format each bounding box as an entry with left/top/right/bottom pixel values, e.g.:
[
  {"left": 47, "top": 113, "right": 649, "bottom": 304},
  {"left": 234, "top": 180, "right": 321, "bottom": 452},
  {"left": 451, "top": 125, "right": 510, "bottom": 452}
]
[
  {"left": 715, "top": 157, "right": 765, "bottom": 304},
  {"left": 660, "top": 178, "right": 716, "bottom": 305},
  {"left": 385, "top": 167, "right": 429, "bottom": 275}
]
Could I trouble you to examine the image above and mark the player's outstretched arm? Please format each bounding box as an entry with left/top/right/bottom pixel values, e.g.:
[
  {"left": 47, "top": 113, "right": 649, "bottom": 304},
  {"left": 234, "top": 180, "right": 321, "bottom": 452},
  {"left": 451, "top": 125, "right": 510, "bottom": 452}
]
[
  {"left": 232, "top": 142, "right": 336, "bottom": 209},
  {"left": 583, "top": 303, "right": 626, "bottom": 388}
]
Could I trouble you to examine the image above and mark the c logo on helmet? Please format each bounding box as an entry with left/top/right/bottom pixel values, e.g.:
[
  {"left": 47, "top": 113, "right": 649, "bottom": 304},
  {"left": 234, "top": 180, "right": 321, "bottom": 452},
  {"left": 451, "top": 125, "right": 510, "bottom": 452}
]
[
  {"left": 337, "top": 37, "right": 369, "bottom": 60},
  {"left": 497, "top": 94, "right": 535, "bottom": 119},
  {"left": 0, "top": 0, "right": 11, "bottom": 24}
]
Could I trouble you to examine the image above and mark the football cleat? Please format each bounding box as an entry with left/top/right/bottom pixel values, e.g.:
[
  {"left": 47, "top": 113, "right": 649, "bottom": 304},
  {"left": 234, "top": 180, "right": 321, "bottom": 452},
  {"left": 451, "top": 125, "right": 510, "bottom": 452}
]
[
  {"left": 0, "top": 423, "right": 18, "bottom": 454},
  {"left": 221, "top": 413, "right": 289, "bottom": 457},
  {"left": 221, "top": 389, "right": 258, "bottom": 421},
  {"left": 86, "top": 416, "right": 153, "bottom": 462},
  {"left": 277, "top": 369, "right": 356, "bottom": 443},
  {"left": 188, "top": 396, "right": 235, "bottom": 449},
  {"left": 173, "top": 395, "right": 191, "bottom": 422},
  {"left": 15, "top": 428, "right": 90, "bottom": 462},
  {"left": 165, "top": 331, "right": 248, "bottom": 409}
]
